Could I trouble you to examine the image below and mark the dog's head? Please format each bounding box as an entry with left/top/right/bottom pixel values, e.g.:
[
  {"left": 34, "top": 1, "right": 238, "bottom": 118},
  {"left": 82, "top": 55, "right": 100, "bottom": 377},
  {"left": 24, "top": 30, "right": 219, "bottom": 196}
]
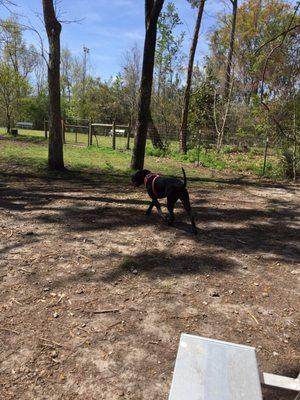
[{"left": 131, "top": 169, "right": 151, "bottom": 187}]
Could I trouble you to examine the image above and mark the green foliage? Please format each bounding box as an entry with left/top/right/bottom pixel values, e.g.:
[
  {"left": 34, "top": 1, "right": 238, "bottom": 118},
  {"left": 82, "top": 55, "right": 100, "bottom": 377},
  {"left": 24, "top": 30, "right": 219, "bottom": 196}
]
[
  {"left": 68, "top": 75, "right": 129, "bottom": 124},
  {"left": 0, "top": 62, "right": 29, "bottom": 129},
  {"left": 189, "top": 68, "right": 216, "bottom": 136},
  {"left": 209, "top": 0, "right": 297, "bottom": 87},
  {"left": 156, "top": 2, "right": 185, "bottom": 85},
  {"left": 204, "top": 0, "right": 299, "bottom": 153},
  {"left": 19, "top": 90, "right": 48, "bottom": 129},
  {"left": 281, "top": 148, "right": 299, "bottom": 179}
]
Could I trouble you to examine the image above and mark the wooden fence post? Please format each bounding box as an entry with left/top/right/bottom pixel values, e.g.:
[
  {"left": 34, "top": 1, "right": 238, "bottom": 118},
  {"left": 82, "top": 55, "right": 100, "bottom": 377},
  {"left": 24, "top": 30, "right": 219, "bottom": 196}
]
[
  {"left": 44, "top": 119, "right": 48, "bottom": 139},
  {"left": 112, "top": 121, "right": 116, "bottom": 150},
  {"left": 126, "top": 122, "right": 131, "bottom": 150},
  {"left": 197, "top": 130, "right": 201, "bottom": 167},
  {"left": 262, "top": 137, "right": 269, "bottom": 176},
  {"left": 88, "top": 120, "right": 93, "bottom": 146}
]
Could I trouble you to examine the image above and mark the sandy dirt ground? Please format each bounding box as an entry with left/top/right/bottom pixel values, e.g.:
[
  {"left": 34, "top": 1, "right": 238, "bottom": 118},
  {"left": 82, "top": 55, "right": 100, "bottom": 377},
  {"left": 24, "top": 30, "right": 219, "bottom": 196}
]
[{"left": 0, "top": 164, "right": 299, "bottom": 399}]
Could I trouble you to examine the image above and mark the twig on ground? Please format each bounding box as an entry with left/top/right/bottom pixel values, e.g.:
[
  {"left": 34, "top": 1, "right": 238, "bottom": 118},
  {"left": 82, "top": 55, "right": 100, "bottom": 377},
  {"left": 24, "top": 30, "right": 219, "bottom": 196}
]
[
  {"left": 0, "top": 327, "right": 20, "bottom": 334},
  {"left": 86, "top": 309, "right": 120, "bottom": 314},
  {"left": 18, "top": 267, "right": 32, "bottom": 274},
  {"left": 39, "top": 337, "right": 67, "bottom": 348},
  {"left": 106, "top": 320, "right": 123, "bottom": 330},
  {"left": 142, "top": 289, "right": 151, "bottom": 298},
  {"left": 246, "top": 310, "right": 259, "bottom": 325},
  {"left": 11, "top": 298, "right": 22, "bottom": 305}
]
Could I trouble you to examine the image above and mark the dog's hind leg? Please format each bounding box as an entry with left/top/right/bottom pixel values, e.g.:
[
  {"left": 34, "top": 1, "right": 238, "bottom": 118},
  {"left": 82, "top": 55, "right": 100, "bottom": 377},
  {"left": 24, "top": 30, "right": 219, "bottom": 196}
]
[
  {"left": 167, "top": 197, "right": 177, "bottom": 225},
  {"left": 180, "top": 190, "right": 197, "bottom": 234},
  {"left": 155, "top": 199, "right": 166, "bottom": 220}
]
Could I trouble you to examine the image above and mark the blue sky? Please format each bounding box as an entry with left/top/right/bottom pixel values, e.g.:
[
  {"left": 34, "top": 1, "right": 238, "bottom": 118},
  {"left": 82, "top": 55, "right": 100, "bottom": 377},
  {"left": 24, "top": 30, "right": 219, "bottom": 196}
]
[{"left": 1, "top": 0, "right": 232, "bottom": 79}]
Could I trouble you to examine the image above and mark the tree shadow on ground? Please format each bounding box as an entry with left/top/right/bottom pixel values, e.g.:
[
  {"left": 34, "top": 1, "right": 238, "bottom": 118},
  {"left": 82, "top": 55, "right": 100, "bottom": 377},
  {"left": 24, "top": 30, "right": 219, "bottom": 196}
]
[
  {"left": 0, "top": 134, "right": 47, "bottom": 144},
  {"left": 103, "top": 250, "right": 236, "bottom": 282},
  {"left": 0, "top": 234, "right": 42, "bottom": 257},
  {"left": 47, "top": 250, "right": 236, "bottom": 289},
  {"left": 0, "top": 169, "right": 299, "bottom": 264}
]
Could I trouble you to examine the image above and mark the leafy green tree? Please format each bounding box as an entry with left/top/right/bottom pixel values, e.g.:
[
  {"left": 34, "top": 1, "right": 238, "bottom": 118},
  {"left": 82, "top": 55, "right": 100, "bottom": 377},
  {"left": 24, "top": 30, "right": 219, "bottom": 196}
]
[
  {"left": 0, "top": 17, "right": 38, "bottom": 77},
  {"left": 120, "top": 44, "right": 141, "bottom": 142},
  {"left": 156, "top": 2, "right": 184, "bottom": 92},
  {"left": 19, "top": 89, "right": 48, "bottom": 129},
  {"left": 61, "top": 47, "right": 74, "bottom": 104},
  {"left": 150, "top": 1, "right": 184, "bottom": 147},
  {"left": 0, "top": 62, "right": 29, "bottom": 132},
  {"left": 189, "top": 67, "right": 216, "bottom": 136},
  {"left": 208, "top": 0, "right": 299, "bottom": 102}
]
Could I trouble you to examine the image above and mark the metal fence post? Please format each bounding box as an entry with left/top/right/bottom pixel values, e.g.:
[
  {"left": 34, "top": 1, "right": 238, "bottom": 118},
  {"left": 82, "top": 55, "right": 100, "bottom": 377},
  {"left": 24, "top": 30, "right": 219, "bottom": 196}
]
[{"left": 262, "top": 137, "right": 269, "bottom": 176}]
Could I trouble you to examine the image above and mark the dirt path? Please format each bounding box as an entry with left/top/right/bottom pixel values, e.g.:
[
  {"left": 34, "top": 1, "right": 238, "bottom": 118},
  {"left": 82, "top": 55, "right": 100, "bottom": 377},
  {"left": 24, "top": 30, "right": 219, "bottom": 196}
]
[{"left": 0, "top": 166, "right": 299, "bottom": 399}]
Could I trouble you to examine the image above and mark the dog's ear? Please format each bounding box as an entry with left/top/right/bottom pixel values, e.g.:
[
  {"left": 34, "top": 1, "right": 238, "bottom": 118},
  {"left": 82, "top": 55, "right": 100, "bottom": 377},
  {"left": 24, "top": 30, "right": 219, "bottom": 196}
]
[{"left": 131, "top": 169, "right": 151, "bottom": 186}]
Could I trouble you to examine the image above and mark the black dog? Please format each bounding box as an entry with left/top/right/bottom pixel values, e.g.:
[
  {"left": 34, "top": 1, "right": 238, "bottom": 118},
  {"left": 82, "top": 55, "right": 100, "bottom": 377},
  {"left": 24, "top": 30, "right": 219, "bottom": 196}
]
[{"left": 131, "top": 168, "right": 197, "bottom": 234}]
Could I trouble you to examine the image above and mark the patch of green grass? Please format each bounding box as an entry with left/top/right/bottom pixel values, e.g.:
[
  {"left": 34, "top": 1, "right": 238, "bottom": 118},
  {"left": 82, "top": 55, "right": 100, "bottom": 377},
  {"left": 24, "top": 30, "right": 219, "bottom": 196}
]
[
  {"left": 0, "top": 127, "right": 285, "bottom": 180},
  {"left": 267, "top": 207, "right": 277, "bottom": 213},
  {"left": 0, "top": 129, "right": 206, "bottom": 183},
  {"left": 119, "top": 256, "right": 139, "bottom": 272}
]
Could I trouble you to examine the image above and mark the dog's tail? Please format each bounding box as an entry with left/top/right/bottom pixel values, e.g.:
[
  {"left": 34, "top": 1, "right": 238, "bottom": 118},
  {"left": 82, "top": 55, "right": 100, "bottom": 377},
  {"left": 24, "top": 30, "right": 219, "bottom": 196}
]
[{"left": 182, "top": 167, "right": 187, "bottom": 188}]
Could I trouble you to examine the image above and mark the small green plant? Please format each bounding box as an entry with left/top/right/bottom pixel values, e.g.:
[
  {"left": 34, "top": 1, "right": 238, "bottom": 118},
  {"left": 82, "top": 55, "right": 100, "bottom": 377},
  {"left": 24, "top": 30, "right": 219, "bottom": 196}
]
[
  {"left": 119, "top": 256, "right": 138, "bottom": 272},
  {"left": 281, "top": 148, "right": 298, "bottom": 180}
]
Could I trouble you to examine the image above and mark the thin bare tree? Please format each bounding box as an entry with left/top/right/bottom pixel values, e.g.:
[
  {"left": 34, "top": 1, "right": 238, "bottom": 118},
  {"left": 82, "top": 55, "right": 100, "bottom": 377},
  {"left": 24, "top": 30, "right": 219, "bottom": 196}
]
[
  {"left": 42, "top": 0, "right": 64, "bottom": 170},
  {"left": 215, "top": 0, "right": 237, "bottom": 152},
  {"left": 179, "top": 0, "right": 206, "bottom": 154},
  {"left": 131, "top": 0, "right": 164, "bottom": 170},
  {"left": 224, "top": 0, "right": 237, "bottom": 102}
]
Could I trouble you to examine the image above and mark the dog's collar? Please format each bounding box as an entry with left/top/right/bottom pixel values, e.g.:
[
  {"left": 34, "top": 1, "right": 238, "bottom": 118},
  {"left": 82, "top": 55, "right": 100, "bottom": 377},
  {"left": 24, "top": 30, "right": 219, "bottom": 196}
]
[
  {"left": 144, "top": 173, "right": 155, "bottom": 186},
  {"left": 144, "top": 173, "right": 159, "bottom": 197}
]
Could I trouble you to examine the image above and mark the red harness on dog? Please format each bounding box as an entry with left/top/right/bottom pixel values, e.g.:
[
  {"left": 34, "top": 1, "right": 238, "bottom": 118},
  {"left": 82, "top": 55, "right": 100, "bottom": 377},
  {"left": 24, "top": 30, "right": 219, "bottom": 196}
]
[{"left": 144, "top": 173, "right": 159, "bottom": 197}]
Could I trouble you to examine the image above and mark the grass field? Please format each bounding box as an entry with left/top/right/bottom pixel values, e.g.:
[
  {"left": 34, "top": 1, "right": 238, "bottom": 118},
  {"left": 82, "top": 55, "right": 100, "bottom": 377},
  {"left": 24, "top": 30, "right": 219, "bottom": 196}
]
[{"left": 0, "top": 128, "right": 284, "bottom": 179}]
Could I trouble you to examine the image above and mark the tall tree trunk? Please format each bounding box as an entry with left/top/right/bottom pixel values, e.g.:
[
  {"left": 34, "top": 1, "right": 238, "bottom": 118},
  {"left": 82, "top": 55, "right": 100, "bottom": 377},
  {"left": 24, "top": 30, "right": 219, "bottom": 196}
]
[
  {"left": 179, "top": 0, "right": 205, "bottom": 154},
  {"left": 224, "top": 0, "right": 237, "bottom": 101},
  {"left": 148, "top": 110, "right": 164, "bottom": 149},
  {"left": 131, "top": 0, "right": 164, "bottom": 170},
  {"left": 42, "top": 0, "right": 64, "bottom": 170}
]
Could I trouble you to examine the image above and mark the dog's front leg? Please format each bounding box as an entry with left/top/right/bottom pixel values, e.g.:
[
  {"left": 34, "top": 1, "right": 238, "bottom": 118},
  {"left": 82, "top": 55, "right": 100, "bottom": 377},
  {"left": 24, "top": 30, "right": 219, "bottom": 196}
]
[
  {"left": 153, "top": 198, "right": 166, "bottom": 221},
  {"left": 146, "top": 199, "right": 155, "bottom": 216}
]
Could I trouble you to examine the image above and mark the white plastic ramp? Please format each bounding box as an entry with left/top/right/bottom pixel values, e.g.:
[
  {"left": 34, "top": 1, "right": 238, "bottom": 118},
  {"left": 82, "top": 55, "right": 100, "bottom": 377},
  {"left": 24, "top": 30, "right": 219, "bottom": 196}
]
[{"left": 169, "top": 334, "right": 263, "bottom": 400}]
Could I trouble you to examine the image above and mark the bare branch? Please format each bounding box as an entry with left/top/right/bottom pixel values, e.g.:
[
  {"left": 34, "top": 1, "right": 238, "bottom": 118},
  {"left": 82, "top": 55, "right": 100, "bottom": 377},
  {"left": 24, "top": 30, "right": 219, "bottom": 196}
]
[
  {"left": 0, "top": 0, "right": 18, "bottom": 12},
  {"left": 255, "top": 24, "right": 300, "bottom": 54},
  {"left": 259, "top": 1, "right": 300, "bottom": 140},
  {"left": 0, "top": 19, "right": 48, "bottom": 66}
]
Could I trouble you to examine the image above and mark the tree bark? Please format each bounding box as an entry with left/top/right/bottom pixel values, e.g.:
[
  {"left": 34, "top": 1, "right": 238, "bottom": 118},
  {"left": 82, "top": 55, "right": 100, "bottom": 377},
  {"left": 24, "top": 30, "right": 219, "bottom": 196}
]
[
  {"left": 179, "top": 0, "right": 205, "bottom": 154},
  {"left": 131, "top": 0, "right": 164, "bottom": 170},
  {"left": 42, "top": 0, "right": 64, "bottom": 170},
  {"left": 148, "top": 110, "right": 164, "bottom": 149},
  {"left": 224, "top": 0, "right": 237, "bottom": 102}
]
